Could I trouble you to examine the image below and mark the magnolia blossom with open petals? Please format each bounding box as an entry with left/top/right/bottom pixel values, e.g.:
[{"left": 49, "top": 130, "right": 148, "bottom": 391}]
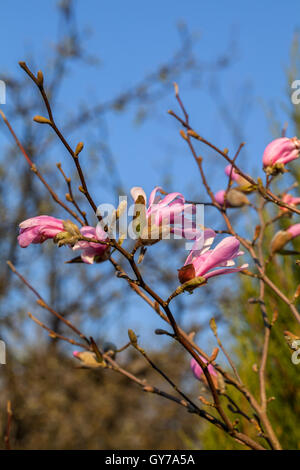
[
  {"left": 72, "top": 226, "right": 110, "bottom": 264},
  {"left": 262, "top": 137, "right": 300, "bottom": 169},
  {"left": 18, "top": 215, "right": 64, "bottom": 248},
  {"left": 18, "top": 215, "right": 109, "bottom": 265},
  {"left": 178, "top": 234, "right": 248, "bottom": 283},
  {"left": 130, "top": 186, "right": 192, "bottom": 244}
]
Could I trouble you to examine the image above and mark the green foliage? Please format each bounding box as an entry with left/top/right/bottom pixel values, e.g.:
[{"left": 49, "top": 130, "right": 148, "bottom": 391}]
[{"left": 199, "top": 38, "right": 300, "bottom": 450}]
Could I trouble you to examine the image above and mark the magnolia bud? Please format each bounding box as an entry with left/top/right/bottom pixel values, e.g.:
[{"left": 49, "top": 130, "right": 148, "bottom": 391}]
[
  {"left": 37, "top": 70, "right": 44, "bottom": 86},
  {"left": 33, "top": 115, "right": 52, "bottom": 125},
  {"left": 73, "top": 351, "right": 104, "bottom": 368},
  {"left": 270, "top": 230, "right": 292, "bottom": 254},
  {"left": 128, "top": 329, "right": 138, "bottom": 345},
  {"left": 226, "top": 189, "right": 250, "bottom": 207},
  {"left": 178, "top": 264, "right": 196, "bottom": 284},
  {"left": 75, "top": 142, "right": 84, "bottom": 156}
]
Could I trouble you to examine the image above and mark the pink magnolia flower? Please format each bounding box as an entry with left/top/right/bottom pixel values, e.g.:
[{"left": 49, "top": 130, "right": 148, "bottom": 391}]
[
  {"left": 72, "top": 226, "right": 110, "bottom": 264},
  {"left": 281, "top": 194, "right": 300, "bottom": 212},
  {"left": 190, "top": 357, "right": 217, "bottom": 380},
  {"left": 262, "top": 137, "right": 300, "bottom": 168},
  {"left": 178, "top": 235, "right": 248, "bottom": 283},
  {"left": 130, "top": 186, "right": 193, "bottom": 244},
  {"left": 286, "top": 223, "right": 300, "bottom": 240},
  {"left": 271, "top": 223, "right": 300, "bottom": 254},
  {"left": 18, "top": 215, "right": 64, "bottom": 248}
]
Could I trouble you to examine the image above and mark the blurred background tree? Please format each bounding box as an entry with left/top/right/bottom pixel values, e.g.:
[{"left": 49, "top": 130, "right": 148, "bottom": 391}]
[{"left": 0, "top": 0, "right": 231, "bottom": 449}]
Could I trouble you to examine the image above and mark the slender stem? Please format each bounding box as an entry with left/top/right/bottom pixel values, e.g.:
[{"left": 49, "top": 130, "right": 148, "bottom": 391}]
[
  {"left": 19, "top": 62, "right": 98, "bottom": 214},
  {"left": 57, "top": 163, "right": 89, "bottom": 225}
]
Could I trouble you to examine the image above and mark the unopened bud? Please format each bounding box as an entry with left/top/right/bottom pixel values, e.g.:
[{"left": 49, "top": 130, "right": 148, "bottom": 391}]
[
  {"left": 226, "top": 189, "right": 250, "bottom": 207},
  {"left": 37, "top": 70, "right": 44, "bottom": 86},
  {"left": 187, "top": 129, "right": 199, "bottom": 138},
  {"left": 270, "top": 230, "right": 292, "bottom": 254},
  {"left": 128, "top": 329, "right": 138, "bottom": 345},
  {"left": 33, "top": 115, "right": 52, "bottom": 125},
  {"left": 210, "top": 347, "right": 219, "bottom": 362},
  {"left": 75, "top": 142, "right": 84, "bottom": 156},
  {"left": 180, "top": 129, "right": 188, "bottom": 140},
  {"left": 73, "top": 351, "right": 104, "bottom": 368},
  {"left": 253, "top": 225, "right": 261, "bottom": 243}
]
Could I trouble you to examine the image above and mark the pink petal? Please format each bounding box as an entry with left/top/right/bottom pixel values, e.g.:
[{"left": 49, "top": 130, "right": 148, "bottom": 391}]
[
  {"left": 225, "top": 165, "right": 240, "bottom": 182},
  {"left": 19, "top": 215, "right": 63, "bottom": 230},
  {"left": 214, "top": 190, "right": 226, "bottom": 206},
  {"left": 194, "top": 237, "right": 241, "bottom": 276},
  {"left": 287, "top": 223, "right": 300, "bottom": 239},
  {"left": 190, "top": 357, "right": 217, "bottom": 379},
  {"left": 203, "top": 263, "right": 248, "bottom": 280}
]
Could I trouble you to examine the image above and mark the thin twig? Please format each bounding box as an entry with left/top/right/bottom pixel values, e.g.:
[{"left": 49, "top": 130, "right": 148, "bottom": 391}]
[{"left": 7, "top": 261, "right": 89, "bottom": 344}]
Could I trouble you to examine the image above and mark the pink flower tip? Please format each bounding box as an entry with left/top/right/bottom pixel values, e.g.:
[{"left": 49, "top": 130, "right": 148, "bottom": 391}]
[
  {"left": 190, "top": 357, "right": 217, "bottom": 380},
  {"left": 225, "top": 165, "right": 240, "bottom": 183}
]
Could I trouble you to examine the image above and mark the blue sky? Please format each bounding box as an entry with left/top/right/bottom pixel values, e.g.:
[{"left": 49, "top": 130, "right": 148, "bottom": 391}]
[
  {"left": 1, "top": 0, "right": 299, "bottom": 201},
  {"left": 1, "top": 1, "right": 300, "bottom": 348}
]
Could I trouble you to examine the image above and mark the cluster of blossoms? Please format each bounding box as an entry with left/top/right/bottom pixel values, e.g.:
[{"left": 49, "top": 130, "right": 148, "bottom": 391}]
[
  {"left": 262, "top": 137, "right": 300, "bottom": 255},
  {"left": 18, "top": 188, "right": 247, "bottom": 280},
  {"left": 17, "top": 135, "right": 300, "bottom": 382},
  {"left": 191, "top": 136, "right": 300, "bottom": 380}
]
